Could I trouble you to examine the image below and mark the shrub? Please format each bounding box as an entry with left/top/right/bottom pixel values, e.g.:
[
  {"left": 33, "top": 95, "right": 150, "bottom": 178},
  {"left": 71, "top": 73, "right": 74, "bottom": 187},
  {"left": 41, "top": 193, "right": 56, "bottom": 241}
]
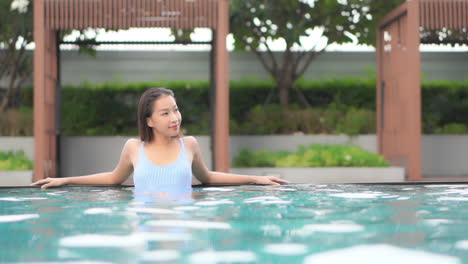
[
  {"left": 422, "top": 81, "right": 468, "bottom": 133},
  {"left": 232, "top": 144, "right": 389, "bottom": 168},
  {"left": 7, "top": 78, "right": 468, "bottom": 136},
  {"left": 184, "top": 112, "right": 211, "bottom": 135},
  {"left": 233, "top": 104, "right": 376, "bottom": 135},
  {"left": 0, "top": 108, "right": 33, "bottom": 136},
  {"left": 0, "top": 150, "right": 33, "bottom": 171},
  {"left": 434, "top": 123, "right": 468, "bottom": 134},
  {"left": 336, "top": 107, "right": 376, "bottom": 136},
  {"left": 232, "top": 148, "right": 290, "bottom": 167}
]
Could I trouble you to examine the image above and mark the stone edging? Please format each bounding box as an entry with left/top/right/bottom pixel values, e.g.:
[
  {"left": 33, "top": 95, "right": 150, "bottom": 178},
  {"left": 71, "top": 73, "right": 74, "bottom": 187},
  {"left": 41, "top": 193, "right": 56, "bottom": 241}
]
[{"left": 0, "top": 171, "right": 33, "bottom": 186}]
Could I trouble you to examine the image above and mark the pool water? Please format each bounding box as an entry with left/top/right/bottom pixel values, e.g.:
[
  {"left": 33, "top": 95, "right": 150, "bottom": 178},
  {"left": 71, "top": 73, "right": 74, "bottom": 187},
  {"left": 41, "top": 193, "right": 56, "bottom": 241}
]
[{"left": 1, "top": 184, "right": 468, "bottom": 263}]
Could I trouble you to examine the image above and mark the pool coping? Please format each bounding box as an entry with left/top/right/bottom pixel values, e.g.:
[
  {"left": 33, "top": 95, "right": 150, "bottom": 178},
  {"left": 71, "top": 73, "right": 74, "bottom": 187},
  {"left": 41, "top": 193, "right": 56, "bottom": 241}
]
[{"left": 1, "top": 181, "right": 468, "bottom": 189}]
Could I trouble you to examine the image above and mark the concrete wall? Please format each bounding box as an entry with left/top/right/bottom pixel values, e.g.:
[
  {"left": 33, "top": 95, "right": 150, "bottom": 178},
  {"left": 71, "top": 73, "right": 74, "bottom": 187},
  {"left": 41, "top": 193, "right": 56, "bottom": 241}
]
[
  {"left": 57, "top": 51, "right": 377, "bottom": 84},
  {"left": 1, "top": 51, "right": 467, "bottom": 88},
  {"left": 55, "top": 51, "right": 468, "bottom": 83},
  {"left": 422, "top": 135, "right": 468, "bottom": 177},
  {"left": 0, "top": 137, "right": 34, "bottom": 159},
  {"left": 1, "top": 135, "right": 468, "bottom": 178}
]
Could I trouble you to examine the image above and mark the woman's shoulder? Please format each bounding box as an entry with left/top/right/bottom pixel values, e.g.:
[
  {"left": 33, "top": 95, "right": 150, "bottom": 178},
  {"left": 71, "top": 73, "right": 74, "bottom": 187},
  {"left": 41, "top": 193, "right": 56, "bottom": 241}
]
[
  {"left": 124, "top": 138, "right": 141, "bottom": 152},
  {"left": 125, "top": 138, "right": 141, "bottom": 145},
  {"left": 182, "top": 136, "right": 199, "bottom": 149},
  {"left": 182, "top": 135, "right": 197, "bottom": 144}
]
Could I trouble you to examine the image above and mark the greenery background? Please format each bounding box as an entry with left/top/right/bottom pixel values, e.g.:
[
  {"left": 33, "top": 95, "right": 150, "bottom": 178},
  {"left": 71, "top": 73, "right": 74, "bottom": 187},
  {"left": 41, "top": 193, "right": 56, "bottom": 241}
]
[
  {"left": 233, "top": 144, "right": 389, "bottom": 168},
  {"left": 2, "top": 77, "right": 467, "bottom": 136},
  {"left": 0, "top": 150, "right": 33, "bottom": 170}
]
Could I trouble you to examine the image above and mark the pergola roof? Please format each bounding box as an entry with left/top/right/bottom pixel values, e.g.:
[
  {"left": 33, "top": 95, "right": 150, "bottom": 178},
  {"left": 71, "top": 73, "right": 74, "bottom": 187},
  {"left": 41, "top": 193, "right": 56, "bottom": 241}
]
[
  {"left": 380, "top": 0, "right": 468, "bottom": 45},
  {"left": 44, "top": 0, "right": 219, "bottom": 30},
  {"left": 419, "top": 0, "right": 467, "bottom": 30}
]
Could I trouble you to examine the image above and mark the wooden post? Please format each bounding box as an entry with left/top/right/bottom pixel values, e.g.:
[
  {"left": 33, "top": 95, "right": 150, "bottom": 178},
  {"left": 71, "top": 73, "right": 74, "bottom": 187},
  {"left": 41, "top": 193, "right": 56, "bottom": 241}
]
[
  {"left": 34, "top": 0, "right": 58, "bottom": 180},
  {"left": 405, "top": 0, "right": 422, "bottom": 180},
  {"left": 213, "top": 0, "right": 230, "bottom": 172}
]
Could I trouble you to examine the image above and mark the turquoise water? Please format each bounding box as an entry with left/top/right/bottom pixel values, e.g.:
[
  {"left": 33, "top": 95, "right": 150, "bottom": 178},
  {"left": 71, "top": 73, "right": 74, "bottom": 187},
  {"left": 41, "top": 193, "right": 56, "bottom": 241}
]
[{"left": 1, "top": 184, "right": 468, "bottom": 263}]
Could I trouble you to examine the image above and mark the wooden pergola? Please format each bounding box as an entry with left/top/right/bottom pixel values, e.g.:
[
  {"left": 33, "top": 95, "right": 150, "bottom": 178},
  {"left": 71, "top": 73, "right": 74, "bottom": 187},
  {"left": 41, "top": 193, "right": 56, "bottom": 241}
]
[
  {"left": 377, "top": 0, "right": 468, "bottom": 181},
  {"left": 33, "top": 0, "right": 230, "bottom": 181}
]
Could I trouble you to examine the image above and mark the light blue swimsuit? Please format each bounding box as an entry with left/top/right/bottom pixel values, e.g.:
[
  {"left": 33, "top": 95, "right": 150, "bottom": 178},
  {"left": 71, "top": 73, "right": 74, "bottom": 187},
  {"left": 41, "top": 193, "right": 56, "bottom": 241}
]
[{"left": 133, "top": 138, "right": 193, "bottom": 194}]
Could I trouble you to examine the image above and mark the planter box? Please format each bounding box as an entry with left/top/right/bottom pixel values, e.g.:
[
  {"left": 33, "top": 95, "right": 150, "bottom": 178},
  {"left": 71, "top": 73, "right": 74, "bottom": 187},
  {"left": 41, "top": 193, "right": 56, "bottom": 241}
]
[
  {"left": 231, "top": 167, "right": 405, "bottom": 184},
  {"left": 0, "top": 171, "right": 33, "bottom": 186}
]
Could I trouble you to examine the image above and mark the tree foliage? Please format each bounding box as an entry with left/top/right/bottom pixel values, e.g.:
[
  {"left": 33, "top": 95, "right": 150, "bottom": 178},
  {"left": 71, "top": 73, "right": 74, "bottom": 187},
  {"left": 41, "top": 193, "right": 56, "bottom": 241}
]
[
  {"left": 0, "top": 0, "right": 33, "bottom": 111},
  {"left": 230, "top": 0, "right": 405, "bottom": 107},
  {"left": 0, "top": 0, "right": 99, "bottom": 112}
]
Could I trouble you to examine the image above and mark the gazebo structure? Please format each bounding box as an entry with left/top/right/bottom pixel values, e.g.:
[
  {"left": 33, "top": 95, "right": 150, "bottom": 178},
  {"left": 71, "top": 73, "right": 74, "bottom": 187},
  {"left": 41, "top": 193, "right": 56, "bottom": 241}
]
[
  {"left": 33, "top": 0, "right": 230, "bottom": 181},
  {"left": 377, "top": 0, "right": 468, "bottom": 181}
]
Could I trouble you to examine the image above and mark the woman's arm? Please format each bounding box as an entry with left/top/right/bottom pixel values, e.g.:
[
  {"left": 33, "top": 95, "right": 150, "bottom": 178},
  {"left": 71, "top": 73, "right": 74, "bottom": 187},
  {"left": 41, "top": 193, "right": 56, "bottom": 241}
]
[
  {"left": 187, "top": 137, "right": 288, "bottom": 185},
  {"left": 203, "top": 171, "right": 287, "bottom": 185},
  {"left": 31, "top": 139, "right": 136, "bottom": 189}
]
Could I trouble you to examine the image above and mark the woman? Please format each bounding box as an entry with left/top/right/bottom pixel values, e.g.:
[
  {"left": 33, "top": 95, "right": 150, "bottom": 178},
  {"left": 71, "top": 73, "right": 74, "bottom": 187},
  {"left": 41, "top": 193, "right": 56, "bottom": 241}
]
[{"left": 32, "top": 88, "right": 287, "bottom": 191}]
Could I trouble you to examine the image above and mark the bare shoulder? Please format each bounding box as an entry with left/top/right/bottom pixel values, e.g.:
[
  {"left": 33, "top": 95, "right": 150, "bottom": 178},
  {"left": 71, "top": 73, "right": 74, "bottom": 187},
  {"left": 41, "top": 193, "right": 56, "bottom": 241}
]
[
  {"left": 124, "top": 138, "right": 141, "bottom": 153},
  {"left": 183, "top": 136, "right": 197, "bottom": 144},
  {"left": 121, "top": 138, "right": 141, "bottom": 165},
  {"left": 125, "top": 138, "right": 140, "bottom": 147},
  {"left": 182, "top": 136, "right": 199, "bottom": 151}
]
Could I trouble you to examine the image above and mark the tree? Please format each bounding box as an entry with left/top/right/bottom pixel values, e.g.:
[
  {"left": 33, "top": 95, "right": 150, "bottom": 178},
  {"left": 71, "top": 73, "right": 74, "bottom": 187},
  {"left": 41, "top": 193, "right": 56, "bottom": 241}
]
[
  {"left": 0, "top": 0, "right": 33, "bottom": 111},
  {"left": 0, "top": 0, "right": 98, "bottom": 112},
  {"left": 230, "top": 0, "right": 405, "bottom": 108}
]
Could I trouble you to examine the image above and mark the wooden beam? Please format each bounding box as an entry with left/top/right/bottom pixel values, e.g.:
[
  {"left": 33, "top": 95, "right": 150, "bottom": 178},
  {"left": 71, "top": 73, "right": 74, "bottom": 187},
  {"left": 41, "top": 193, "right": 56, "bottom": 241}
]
[
  {"left": 34, "top": 0, "right": 58, "bottom": 180},
  {"left": 405, "top": 0, "right": 422, "bottom": 180},
  {"left": 213, "top": 0, "right": 229, "bottom": 172}
]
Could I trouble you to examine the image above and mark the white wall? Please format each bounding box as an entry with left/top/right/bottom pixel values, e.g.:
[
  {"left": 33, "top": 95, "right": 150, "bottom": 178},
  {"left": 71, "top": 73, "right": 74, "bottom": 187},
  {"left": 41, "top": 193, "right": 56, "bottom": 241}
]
[
  {"left": 0, "top": 137, "right": 34, "bottom": 159},
  {"left": 1, "top": 51, "right": 468, "bottom": 88}
]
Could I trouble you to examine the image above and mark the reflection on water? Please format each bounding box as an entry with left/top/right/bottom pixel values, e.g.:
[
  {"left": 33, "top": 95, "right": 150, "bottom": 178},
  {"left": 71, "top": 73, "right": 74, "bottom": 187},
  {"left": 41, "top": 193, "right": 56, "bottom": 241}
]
[
  {"left": 1, "top": 184, "right": 468, "bottom": 263},
  {"left": 133, "top": 185, "right": 194, "bottom": 204}
]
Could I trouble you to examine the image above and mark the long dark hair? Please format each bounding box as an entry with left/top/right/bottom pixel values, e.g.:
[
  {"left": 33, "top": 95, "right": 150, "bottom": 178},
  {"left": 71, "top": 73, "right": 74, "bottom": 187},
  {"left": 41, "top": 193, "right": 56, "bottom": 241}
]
[{"left": 137, "top": 87, "right": 176, "bottom": 142}]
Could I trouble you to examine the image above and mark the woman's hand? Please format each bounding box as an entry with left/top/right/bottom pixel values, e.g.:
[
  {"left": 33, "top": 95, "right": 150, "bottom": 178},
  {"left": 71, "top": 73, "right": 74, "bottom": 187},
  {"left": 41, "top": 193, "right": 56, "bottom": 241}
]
[
  {"left": 31, "top": 177, "right": 69, "bottom": 189},
  {"left": 253, "top": 176, "right": 289, "bottom": 185}
]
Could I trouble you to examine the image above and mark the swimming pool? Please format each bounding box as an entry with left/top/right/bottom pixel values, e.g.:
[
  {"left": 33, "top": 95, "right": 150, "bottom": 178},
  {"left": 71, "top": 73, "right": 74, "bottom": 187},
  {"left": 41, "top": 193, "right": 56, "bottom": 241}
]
[{"left": 1, "top": 183, "right": 468, "bottom": 263}]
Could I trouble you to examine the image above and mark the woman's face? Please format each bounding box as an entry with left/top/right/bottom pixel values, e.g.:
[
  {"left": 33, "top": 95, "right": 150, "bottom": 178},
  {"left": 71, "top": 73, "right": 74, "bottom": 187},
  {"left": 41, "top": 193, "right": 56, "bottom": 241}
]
[{"left": 147, "top": 95, "right": 182, "bottom": 137}]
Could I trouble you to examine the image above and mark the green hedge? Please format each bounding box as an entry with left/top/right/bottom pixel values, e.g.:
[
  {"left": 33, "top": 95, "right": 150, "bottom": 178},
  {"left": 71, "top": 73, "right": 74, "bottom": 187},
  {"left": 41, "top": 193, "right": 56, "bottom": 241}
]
[
  {"left": 0, "top": 150, "right": 33, "bottom": 171},
  {"left": 21, "top": 80, "right": 211, "bottom": 136},
  {"left": 0, "top": 107, "right": 33, "bottom": 136},
  {"left": 15, "top": 78, "right": 468, "bottom": 135},
  {"left": 422, "top": 80, "right": 468, "bottom": 133},
  {"left": 230, "top": 104, "right": 376, "bottom": 135},
  {"left": 232, "top": 144, "right": 389, "bottom": 168},
  {"left": 21, "top": 78, "right": 377, "bottom": 123}
]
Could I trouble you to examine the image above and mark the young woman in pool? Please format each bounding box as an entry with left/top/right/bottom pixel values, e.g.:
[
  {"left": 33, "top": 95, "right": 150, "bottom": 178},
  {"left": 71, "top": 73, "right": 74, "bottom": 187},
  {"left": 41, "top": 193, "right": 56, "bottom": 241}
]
[{"left": 32, "top": 87, "right": 287, "bottom": 191}]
